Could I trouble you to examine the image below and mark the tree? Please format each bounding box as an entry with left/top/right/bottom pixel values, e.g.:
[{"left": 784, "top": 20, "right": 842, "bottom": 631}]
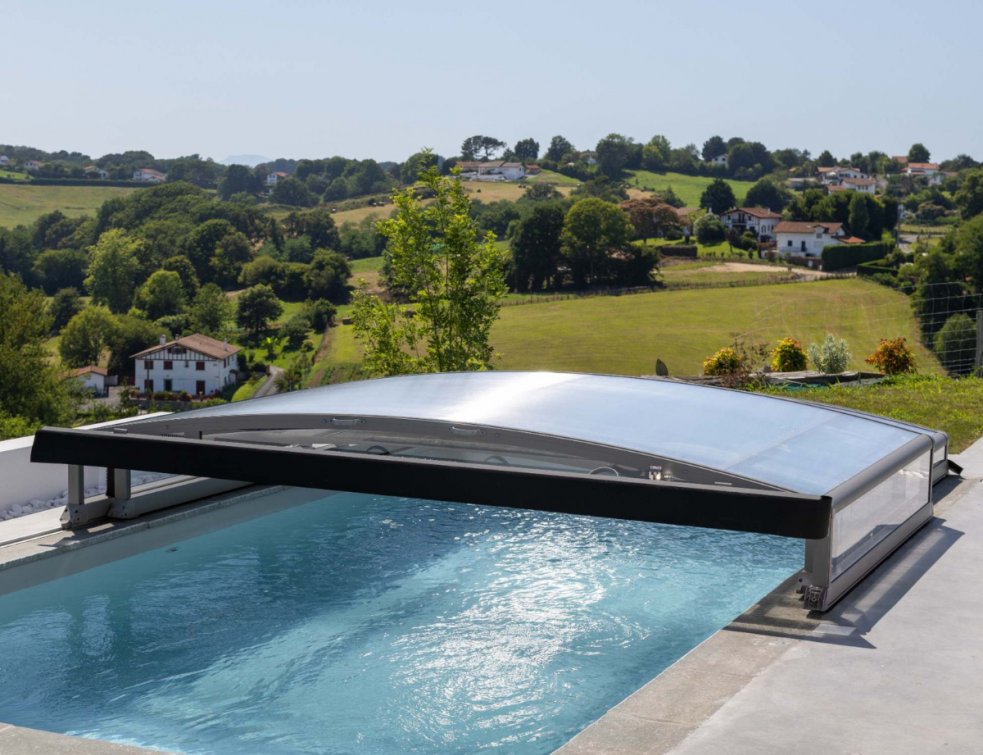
[
  {"left": 545, "top": 136, "right": 574, "bottom": 162},
  {"left": 59, "top": 306, "right": 119, "bottom": 368},
  {"left": 817, "top": 150, "right": 836, "bottom": 168},
  {"left": 908, "top": 143, "right": 931, "bottom": 163},
  {"left": 211, "top": 230, "right": 254, "bottom": 286},
  {"left": 295, "top": 208, "right": 340, "bottom": 250},
  {"left": 218, "top": 164, "right": 259, "bottom": 200},
  {"left": 304, "top": 249, "right": 351, "bottom": 302},
  {"left": 571, "top": 174, "right": 629, "bottom": 203},
  {"left": 744, "top": 179, "right": 790, "bottom": 212},
  {"left": 107, "top": 315, "right": 167, "bottom": 376},
  {"left": 161, "top": 255, "right": 200, "bottom": 300},
  {"left": 620, "top": 199, "right": 680, "bottom": 245},
  {"left": 522, "top": 183, "right": 563, "bottom": 202},
  {"left": 511, "top": 203, "right": 566, "bottom": 291},
  {"left": 184, "top": 219, "right": 236, "bottom": 279},
  {"left": 595, "top": 133, "right": 633, "bottom": 177},
  {"left": 84, "top": 229, "right": 142, "bottom": 313},
  {"left": 955, "top": 169, "right": 983, "bottom": 220},
  {"left": 48, "top": 287, "right": 83, "bottom": 335},
  {"left": 400, "top": 151, "right": 437, "bottom": 184},
  {"left": 934, "top": 313, "right": 975, "bottom": 374},
  {"left": 271, "top": 177, "right": 316, "bottom": 207},
  {"left": 728, "top": 141, "right": 773, "bottom": 176},
  {"left": 32, "top": 248, "right": 87, "bottom": 294},
  {"left": 513, "top": 138, "right": 540, "bottom": 162},
  {"left": 191, "top": 282, "right": 234, "bottom": 335},
  {"left": 352, "top": 153, "right": 508, "bottom": 375},
  {"left": 642, "top": 135, "right": 671, "bottom": 171},
  {"left": 700, "top": 178, "right": 737, "bottom": 214},
  {"left": 954, "top": 214, "right": 983, "bottom": 291},
  {"left": 461, "top": 135, "right": 506, "bottom": 161},
  {"left": 306, "top": 298, "right": 337, "bottom": 331},
  {"left": 702, "top": 135, "right": 727, "bottom": 162},
  {"left": 849, "top": 192, "right": 870, "bottom": 240},
  {"left": 236, "top": 284, "right": 283, "bottom": 333},
  {"left": 134, "top": 270, "right": 186, "bottom": 320},
  {"left": 561, "top": 198, "right": 634, "bottom": 287},
  {"left": 0, "top": 271, "right": 78, "bottom": 433},
  {"left": 695, "top": 214, "right": 727, "bottom": 245}
]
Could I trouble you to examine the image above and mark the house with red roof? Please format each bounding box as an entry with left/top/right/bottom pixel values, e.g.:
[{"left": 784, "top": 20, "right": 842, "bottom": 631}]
[
  {"left": 266, "top": 171, "right": 290, "bottom": 186},
  {"left": 774, "top": 221, "right": 865, "bottom": 259},
  {"left": 133, "top": 168, "right": 167, "bottom": 183},
  {"left": 84, "top": 165, "right": 109, "bottom": 179},
  {"left": 60, "top": 366, "right": 108, "bottom": 396},
  {"left": 720, "top": 207, "right": 783, "bottom": 241}
]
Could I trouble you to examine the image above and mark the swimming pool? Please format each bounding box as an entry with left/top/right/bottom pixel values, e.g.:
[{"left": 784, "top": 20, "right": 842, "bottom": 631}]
[{"left": 0, "top": 492, "right": 801, "bottom": 754}]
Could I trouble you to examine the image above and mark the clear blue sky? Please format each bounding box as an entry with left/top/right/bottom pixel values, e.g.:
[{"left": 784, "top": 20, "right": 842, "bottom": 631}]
[{"left": 4, "top": 0, "right": 980, "bottom": 164}]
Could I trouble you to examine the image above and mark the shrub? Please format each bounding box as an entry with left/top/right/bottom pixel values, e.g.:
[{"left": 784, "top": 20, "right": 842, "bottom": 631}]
[
  {"left": 306, "top": 298, "right": 337, "bottom": 331},
  {"left": 821, "top": 242, "right": 891, "bottom": 271},
  {"left": 933, "top": 314, "right": 975, "bottom": 374},
  {"left": 865, "top": 337, "right": 916, "bottom": 375},
  {"left": 703, "top": 347, "right": 743, "bottom": 376},
  {"left": 695, "top": 214, "right": 726, "bottom": 245},
  {"left": 771, "top": 338, "right": 808, "bottom": 372},
  {"left": 660, "top": 244, "right": 697, "bottom": 258},
  {"left": 809, "top": 334, "right": 851, "bottom": 374}
]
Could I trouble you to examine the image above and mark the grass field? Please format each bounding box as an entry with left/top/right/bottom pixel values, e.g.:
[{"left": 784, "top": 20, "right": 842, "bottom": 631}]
[
  {"left": 626, "top": 171, "right": 755, "bottom": 207},
  {"left": 0, "top": 184, "right": 137, "bottom": 228},
  {"left": 525, "top": 169, "right": 582, "bottom": 186},
  {"left": 0, "top": 170, "right": 29, "bottom": 181}
]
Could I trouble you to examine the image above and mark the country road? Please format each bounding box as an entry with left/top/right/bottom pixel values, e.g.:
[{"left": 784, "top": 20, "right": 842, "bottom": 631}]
[{"left": 252, "top": 365, "right": 284, "bottom": 399}]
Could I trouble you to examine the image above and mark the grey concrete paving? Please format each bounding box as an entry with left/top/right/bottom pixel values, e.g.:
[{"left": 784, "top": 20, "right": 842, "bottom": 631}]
[
  {"left": 252, "top": 365, "right": 283, "bottom": 399},
  {"left": 0, "top": 723, "right": 172, "bottom": 754}
]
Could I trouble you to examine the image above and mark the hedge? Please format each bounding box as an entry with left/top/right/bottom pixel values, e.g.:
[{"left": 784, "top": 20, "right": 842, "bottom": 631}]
[
  {"left": 821, "top": 242, "right": 892, "bottom": 271},
  {"left": 857, "top": 260, "right": 898, "bottom": 278},
  {"left": 660, "top": 244, "right": 698, "bottom": 258},
  {"left": 0, "top": 177, "right": 154, "bottom": 188}
]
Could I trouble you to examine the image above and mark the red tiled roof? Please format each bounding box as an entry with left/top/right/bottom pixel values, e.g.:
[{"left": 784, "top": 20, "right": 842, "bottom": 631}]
[
  {"left": 893, "top": 156, "right": 908, "bottom": 164},
  {"left": 61, "top": 365, "right": 107, "bottom": 379},
  {"left": 843, "top": 178, "right": 876, "bottom": 186},
  {"left": 775, "top": 221, "right": 844, "bottom": 235},
  {"left": 723, "top": 206, "right": 782, "bottom": 219},
  {"left": 834, "top": 235, "right": 867, "bottom": 245},
  {"left": 132, "top": 333, "right": 241, "bottom": 360},
  {"left": 908, "top": 163, "right": 939, "bottom": 170},
  {"left": 273, "top": 171, "right": 290, "bottom": 178}
]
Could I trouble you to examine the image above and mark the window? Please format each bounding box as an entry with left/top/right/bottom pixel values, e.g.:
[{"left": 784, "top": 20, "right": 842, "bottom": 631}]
[
  {"left": 144, "top": 360, "right": 153, "bottom": 370},
  {"left": 164, "top": 361, "right": 173, "bottom": 370},
  {"left": 144, "top": 379, "right": 153, "bottom": 392},
  {"left": 196, "top": 361, "right": 206, "bottom": 371},
  {"left": 801, "top": 241, "right": 807, "bottom": 252},
  {"left": 787, "top": 240, "right": 793, "bottom": 248},
  {"left": 163, "top": 379, "right": 172, "bottom": 392}
]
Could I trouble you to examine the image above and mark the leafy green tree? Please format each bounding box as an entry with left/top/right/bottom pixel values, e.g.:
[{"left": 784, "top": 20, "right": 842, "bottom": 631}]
[
  {"left": 643, "top": 135, "right": 671, "bottom": 171},
  {"left": 304, "top": 249, "right": 351, "bottom": 302},
  {"left": 161, "top": 255, "right": 200, "bottom": 300},
  {"left": 545, "top": 136, "right": 574, "bottom": 162},
  {"left": 211, "top": 230, "right": 254, "bottom": 286},
  {"left": 184, "top": 219, "right": 236, "bottom": 279},
  {"left": 700, "top": 178, "right": 737, "bottom": 214},
  {"left": 908, "top": 143, "right": 931, "bottom": 163},
  {"left": 955, "top": 169, "right": 983, "bottom": 220},
  {"left": 134, "top": 270, "right": 186, "bottom": 320},
  {"left": 744, "top": 179, "right": 789, "bottom": 212},
  {"left": 849, "top": 192, "right": 870, "bottom": 240},
  {"left": 59, "top": 306, "right": 119, "bottom": 368},
  {"left": 32, "top": 248, "right": 87, "bottom": 294},
  {"left": 280, "top": 314, "right": 310, "bottom": 350},
  {"left": 400, "top": 151, "right": 438, "bottom": 184},
  {"left": 511, "top": 203, "right": 566, "bottom": 291},
  {"left": 513, "top": 138, "right": 540, "bottom": 161},
  {"left": 305, "top": 298, "right": 337, "bottom": 331},
  {"left": 235, "top": 284, "right": 283, "bottom": 333},
  {"left": 274, "top": 352, "right": 311, "bottom": 392},
  {"left": 0, "top": 272, "right": 78, "bottom": 433},
  {"left": 352, "top": 154, "right": 508, "bottom": 375},
  {"left": 84, "top": 229, "right": 142, "bottom": 313},
  {"left": 461, "top": 135, "right": 506, "bottom": 161},
  {"left": 817, "top": 150, "right": 836, "bottom": 167},
  {"left": 695, "top": 213, "right": 727, "bottom": 244},
  {"left": 191, "top": 282, "right": 234, "bottom": 335},
  {"left": 271, "top": 177, "right": 316, "bottom": 207},
  {"left": 934, "top": 313, "right": 976, "bottom": 374},
  {"left": 954, "top": 214, "right": 983, "bottom": 291},
  {"left": 218, "top": 164, "right": 259, "bottom": 199},
  {"left": 595, "top": 133, "right": 633, "bottom": 177},
  {"left": 48, "top": 287, "right": 84, "bottom": 335},
  {"left": 570, "top": 174, "right": 628, "bottom": 203},
  {"left": 560, "top": 198, "right": 634, "bottom": 287},
  {"left": 107, "top": 315, "right": 167, "bottom": 376},
  {"left": 522, "top": 183, "right": 563, "bottom": 202},
  {"left": 728, "top": 141, "right": 773, "bottom": 176},
  {"left": 702, "top": 135, "right": 727, "bottom": 162},
  {"left": 293, "top": 208, "right": 340, "bottom": 250},
  {"left": 911, "top": 247, "right": 967, "bottom": 341}
]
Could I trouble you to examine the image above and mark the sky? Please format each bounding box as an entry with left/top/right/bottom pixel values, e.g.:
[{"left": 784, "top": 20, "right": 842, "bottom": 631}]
[{"left": 3, "top": 0, "right": 981, "bottom": 164}]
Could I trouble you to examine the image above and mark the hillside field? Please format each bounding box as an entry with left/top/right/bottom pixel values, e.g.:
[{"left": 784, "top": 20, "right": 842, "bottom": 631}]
[
  {"left": 0, "top": 184, "right": 138, "bottom": 228},
  {"left": 315, "top": 278, "right": 941, "bottom": 382},
  {"left": 627, "top": 170, "right": 754, "bottom": 207}
]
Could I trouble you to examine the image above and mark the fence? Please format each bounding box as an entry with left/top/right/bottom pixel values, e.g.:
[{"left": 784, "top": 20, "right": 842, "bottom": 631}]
[{"left": 736, "top": 281, "right": 983, "bottom": 376}]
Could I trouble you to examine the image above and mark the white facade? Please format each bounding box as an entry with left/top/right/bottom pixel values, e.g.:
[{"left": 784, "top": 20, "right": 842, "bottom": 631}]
[
  {"left": 709, "top": 153, "right": 728, "bottom": 168},
  {"left": 133, "top": 168, "right": 167, "bottom": 183},
  {"left": 134, "top": 335, "right": 239, "bottom": 396},
  {"left": 0, "top": 156, "right": 9, "bottom": 167},
  {"left": 457, "top": 161, "right": 526, "bottom": 182},
  {"left": 774, "top": 222, "right": 851, "bottom": 258},
  {"left": 720, "top": 208, "right": 783, "bottom": 241},
  {"left": 84, "top": 165, "right": 109, "bottom": 179},
  {"left": 64, "top": 367, "right": 107, "bottom": 396},
  {"left": 24, "top": 160, "right": 41, "bottom": 172},
  {"left": 842, "top": 178, "right": 876, "bottom": 194},
  {"left": 266, "top": 171, "right": 289, "bottom": 186},
  {"left": 906, "top": 163, "right": 939, "bottom": 177}
]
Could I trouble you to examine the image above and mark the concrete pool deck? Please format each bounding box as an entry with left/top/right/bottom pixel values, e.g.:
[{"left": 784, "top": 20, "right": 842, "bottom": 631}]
[{"left": 557, "top": 440, "right": 983, "bottom": 755}]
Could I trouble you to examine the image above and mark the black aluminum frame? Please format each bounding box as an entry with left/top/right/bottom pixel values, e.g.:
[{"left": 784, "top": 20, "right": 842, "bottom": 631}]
[{"left": 31, "top": 426, "right": 832, "bottom": 539}]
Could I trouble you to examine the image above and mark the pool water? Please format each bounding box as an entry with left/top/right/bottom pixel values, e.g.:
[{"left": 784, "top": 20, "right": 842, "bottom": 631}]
[{"left": 0, "top": 493, "right": 801, "bottom": 754}]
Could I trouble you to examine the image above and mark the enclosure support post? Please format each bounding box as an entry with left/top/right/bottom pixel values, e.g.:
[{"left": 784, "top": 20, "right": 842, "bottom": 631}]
[
  {"left": 106, "top": 468, "right": 131, "bottom": 502},
  {"left": 975, "top": 310, "right": 983, "bottom": 376}
]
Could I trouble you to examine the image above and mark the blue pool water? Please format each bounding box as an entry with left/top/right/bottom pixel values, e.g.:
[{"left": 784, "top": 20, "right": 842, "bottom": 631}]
[{"left": 0, "top": 494, "right": 801, "bottom": 754}]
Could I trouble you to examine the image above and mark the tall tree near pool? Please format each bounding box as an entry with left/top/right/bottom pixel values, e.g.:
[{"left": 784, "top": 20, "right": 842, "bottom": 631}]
[
  {"left": 700, "top": 178, "right": 737, "bottom": 215},
  {"left": 352, "top": 152, "right": 507, "bottom": 376},
  {"left": 84, "top": 229, "right": 142, "bottom": 313}
]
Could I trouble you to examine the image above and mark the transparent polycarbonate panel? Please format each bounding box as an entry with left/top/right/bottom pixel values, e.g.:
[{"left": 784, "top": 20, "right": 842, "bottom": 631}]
[
  {"left": 127, "top": 372, "right": 921, "bottom": 494},
  {"left": 830, "top": 450, "right": 931, "bottom": 579}
]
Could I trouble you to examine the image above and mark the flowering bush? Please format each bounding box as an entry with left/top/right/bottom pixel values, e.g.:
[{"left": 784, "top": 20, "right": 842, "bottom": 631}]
[
  {"left": 703, "top": 347, "right": 744, "bottom": 376},
  {"left": 771, "top": 337, "right": 808, "bottom": 372},
  {"left": 809, "top": 334, "right": 851, "bottom": 374},
  {"left": 866, "top": 337, "right": 917, "bottom": 375}
]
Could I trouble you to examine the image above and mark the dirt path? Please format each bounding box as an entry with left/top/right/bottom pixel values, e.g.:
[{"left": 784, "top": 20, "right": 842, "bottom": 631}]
[{"left": 699, "top": 261, "right": 832, "bottom": 278}]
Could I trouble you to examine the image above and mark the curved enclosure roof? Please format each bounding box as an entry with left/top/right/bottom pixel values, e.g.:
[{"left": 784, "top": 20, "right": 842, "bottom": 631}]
[{"left": 126, "top": 372, "right": 933, "bottom": 496}]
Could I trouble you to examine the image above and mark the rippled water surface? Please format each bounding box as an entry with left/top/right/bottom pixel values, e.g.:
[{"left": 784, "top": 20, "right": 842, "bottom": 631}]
[{"left": 0, "top": 493, "right": 801, "bottom": 754}]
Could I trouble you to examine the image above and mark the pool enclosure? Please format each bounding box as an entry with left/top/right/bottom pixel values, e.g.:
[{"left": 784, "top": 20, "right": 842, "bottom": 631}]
[{"left": 31, "top": 372, "right": 954, "bottom": 612}]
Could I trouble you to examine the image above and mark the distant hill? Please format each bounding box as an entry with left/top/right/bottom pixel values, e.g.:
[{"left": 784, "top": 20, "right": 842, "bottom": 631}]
[{"left": 220, "top": 154, "right": 270, "bottom": 167}]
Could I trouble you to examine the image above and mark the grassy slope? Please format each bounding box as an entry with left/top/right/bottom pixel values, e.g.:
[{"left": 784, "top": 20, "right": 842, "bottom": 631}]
[
  {"left": 759, "top": 375, "right": 983, "bottom": 453},
  {"left": 0, "top": 170, "right": 30, "bottom": 181},
  {"left": 491, "top": 279, "right": 940, "bottom": 376},
  {"left": 0, "top": 184, "right": 137, "bottom": 228},
  {"left": 627, "top": 170, "right": 754, "bottom": 207}
]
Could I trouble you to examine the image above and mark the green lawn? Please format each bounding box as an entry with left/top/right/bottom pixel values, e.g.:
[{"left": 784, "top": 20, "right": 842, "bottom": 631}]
[
  {"left": 758, "top": 375, "right": 983, "bottom": 453},
  {"left": 627, "top": 170, "right": 755, "bottom": 207},
  {"left": 525, "top": 169, "right": 581, "bottom": 186},
  {"left": 0, "top": 184, "right": 137, "bottom": 228},
  {"left": 350, "top": 256, "right": 384, "bottom": 274},
  {"left": 0, "top": 170, "right": 30, "bottom": 181},
  {"left": 231, "top": 375, "right": 264, "bottom": 402},
  {"left": 647, "top": 238, "right": 758, "bottom": 259}
]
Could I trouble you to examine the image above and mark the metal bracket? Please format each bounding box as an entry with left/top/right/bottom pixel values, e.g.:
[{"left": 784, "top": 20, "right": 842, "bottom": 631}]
[{"left": 803, "top": 585, "right": 826, "bottom": 611}]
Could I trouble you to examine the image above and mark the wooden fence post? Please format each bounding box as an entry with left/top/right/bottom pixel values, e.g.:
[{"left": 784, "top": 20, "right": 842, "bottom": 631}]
[{"left": 976, "top": 310, "right": 983, "bottom": 377}]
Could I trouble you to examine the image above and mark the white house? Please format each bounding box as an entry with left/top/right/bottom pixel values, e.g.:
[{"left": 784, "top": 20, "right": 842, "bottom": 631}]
[
  {"left": 133, "top": 168, "right": 167, "bottom": 183},
  {"left": 819, "top": 166, "right": 868, "bottom": 185},
  {"left": 906, "top": 162, "right": 939, "bottom": 178},
  {"left": 0, "top": 156, "right": 10, "bottom": 167},
  {"left": 132, "top": 334, "right": 240, "bottom": 396},
  {"left": 24, "top": 159, "right": 42, "bottom": 172},
  {"left": 456, "top": 161, "right": 526, "bottom": 181},
  {"left": 84, "top": 165, "right": 109, "bottom": 179},
  {"left": 709, "top": 153, "right": 728, "bottom": 168},
  {"left": 61, "top": 365, "right": 108, "bottom": 396},
  {"left": 774, "top": 221, "right": 864, "bottom": 258},
  {"left": 842, "top": 177, "right": 877, "bottom": 194},
  {"left": 266, "top": 171, "right": 290, "bottom": 186},
  {"left": 720, "top": 207, "right": 783, "bottom": 241}
]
